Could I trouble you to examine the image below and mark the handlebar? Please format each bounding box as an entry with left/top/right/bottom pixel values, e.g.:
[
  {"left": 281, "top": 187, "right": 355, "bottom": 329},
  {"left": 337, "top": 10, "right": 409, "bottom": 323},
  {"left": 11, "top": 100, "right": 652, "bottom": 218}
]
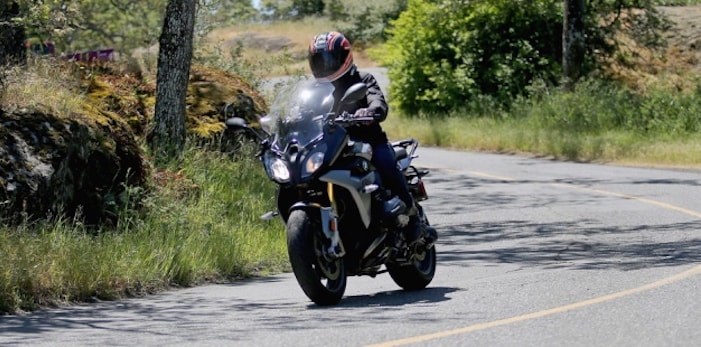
[{"left": 330, "top": 112, "right": 376, "bottom": 126}]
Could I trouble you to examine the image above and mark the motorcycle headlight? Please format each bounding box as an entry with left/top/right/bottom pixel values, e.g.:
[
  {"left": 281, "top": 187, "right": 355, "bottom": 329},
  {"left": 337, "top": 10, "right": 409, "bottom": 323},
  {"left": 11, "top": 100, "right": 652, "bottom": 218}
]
[
  {"left": 265, "top": 156, "right": 290, "bottom": 183},
  {"left": 303, "top": 152, "right": 325, "bottom": 177}
]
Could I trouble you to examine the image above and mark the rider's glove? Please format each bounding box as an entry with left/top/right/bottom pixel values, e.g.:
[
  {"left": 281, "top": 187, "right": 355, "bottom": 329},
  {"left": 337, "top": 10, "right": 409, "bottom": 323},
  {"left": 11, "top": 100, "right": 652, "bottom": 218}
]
[{"left": 352, "top": 108, "right": 376, "bottom": 125}]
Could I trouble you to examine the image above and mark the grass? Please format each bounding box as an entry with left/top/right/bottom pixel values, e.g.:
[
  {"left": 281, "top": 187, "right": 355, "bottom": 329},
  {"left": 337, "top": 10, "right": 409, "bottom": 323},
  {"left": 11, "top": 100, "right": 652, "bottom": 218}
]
[
  {"left": 0, "top": 62, "right": 84, "bottom": 117},
  {"left": 386, "top": 116, "right": 701, "bottom": 168},
  {"left": 654, "top": 0, "right": 701, "bottom": 5},
  {"left": 0, "top": 148, "right": 287, "bottom": 314},
  {"left": 383, "top": 80, "right": 701, "bottom": 169}
]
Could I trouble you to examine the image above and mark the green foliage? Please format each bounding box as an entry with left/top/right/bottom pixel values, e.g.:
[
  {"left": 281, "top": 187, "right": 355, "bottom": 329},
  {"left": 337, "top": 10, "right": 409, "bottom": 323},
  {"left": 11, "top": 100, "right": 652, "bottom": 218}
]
[
  {"left": 14, "top": 0, "right": 80, "bottom": 41},
  {"left": 332, "top": 1, "right": 407, "bottom": 46},
  {"left": 384, "top": 81, "right": 701, "bottom": 164},
  {"left": 584, "top": 0, "right": 670, "bottom": 60},
  {"left": 293, "top": 0, "right": 325, "bottom": 17},
  {"left": 196, "top": 0, "right": 258, "bottom": 39},
  {"left": 194, "top": 40, "right": 299, "bottom": 90},
  {"left": 70, "top": 0, "right": 167, "bottom": 52},
  {"left": 652, "top": 0, "right": 701, "bottom": 4},
  {"left": 15, "top": 0, "right": 257, "bottom": 54},
  {"left": 384, "top": 0, "right": 673, "bottom": 115},
  {"left": 0, "top": 148, "right": 287, "bottom": 314},
  {"left": 261, "top": 0, "right": 325, "bottom": 19},
  {"left": 326, "top": 1, "right": 346, "bottom": 21},
  {"left": 517, "top": 79, "right": 701, "bottom": 135},
  {"left": 385, "top": 0, "right": 563, "bottom": 114}
]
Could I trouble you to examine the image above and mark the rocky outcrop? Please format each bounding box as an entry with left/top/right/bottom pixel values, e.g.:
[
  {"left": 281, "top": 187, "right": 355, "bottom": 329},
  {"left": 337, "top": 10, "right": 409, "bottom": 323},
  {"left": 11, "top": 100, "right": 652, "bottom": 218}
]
[
  {"left": 0, "top": 106, "right": 148, "bottom": 224},
  {"left": 82, "top": 64, "right": 267, "bottom": 139},
  {"left": 1, "top": 62, "right": 267, "bottom": 224}
]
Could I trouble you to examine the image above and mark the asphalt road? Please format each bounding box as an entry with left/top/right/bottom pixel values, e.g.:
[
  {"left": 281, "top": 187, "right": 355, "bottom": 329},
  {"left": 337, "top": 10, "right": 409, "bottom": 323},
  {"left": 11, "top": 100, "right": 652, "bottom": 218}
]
[{"left": 1, "top": 147, "right": 700, "bottom": 346}]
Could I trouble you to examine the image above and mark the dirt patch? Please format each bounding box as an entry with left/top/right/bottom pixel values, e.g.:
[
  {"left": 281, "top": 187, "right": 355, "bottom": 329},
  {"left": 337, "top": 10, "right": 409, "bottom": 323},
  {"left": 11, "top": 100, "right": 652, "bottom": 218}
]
[
  {"left": 659, "top": 5, "right": 701, "bottom": 71},
  {"left": 605, "top": 6, "right": 701, "bottom": 92},
  {"left": 224, "top": 32, "right": 295, "bottom": 52}
]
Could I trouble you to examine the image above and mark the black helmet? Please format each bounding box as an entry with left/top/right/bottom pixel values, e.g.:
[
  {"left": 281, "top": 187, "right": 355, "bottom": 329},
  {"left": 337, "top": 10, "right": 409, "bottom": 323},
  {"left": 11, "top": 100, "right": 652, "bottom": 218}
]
[{"left": 308, "top": 31, "right": 354, "bottom": 82}]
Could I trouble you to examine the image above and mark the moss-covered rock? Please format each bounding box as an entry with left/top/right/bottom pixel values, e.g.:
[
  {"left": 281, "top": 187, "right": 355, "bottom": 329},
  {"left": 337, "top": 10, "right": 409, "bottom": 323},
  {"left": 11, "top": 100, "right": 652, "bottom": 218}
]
[
  {"left": 1, "top": 61, "right": 265, "bottom": 224},
  {"left": 81, "top": 64, "right": 267, "bottom": 139},
  {"left": 0, "top": 105, "right": 148, "bottom": 224}
]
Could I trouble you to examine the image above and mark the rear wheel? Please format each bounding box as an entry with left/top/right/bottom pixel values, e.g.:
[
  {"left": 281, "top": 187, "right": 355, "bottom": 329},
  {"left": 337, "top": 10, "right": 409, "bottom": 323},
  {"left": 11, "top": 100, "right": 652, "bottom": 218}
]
[
  {"left": 388, "top": 206, "right": 436, "bottom": 290},
  {"left": 287, "top": 210, "right": 346, "bottom": 305},
  {"left": 387, "top": 245, "right": 436, "bottom": 290}
]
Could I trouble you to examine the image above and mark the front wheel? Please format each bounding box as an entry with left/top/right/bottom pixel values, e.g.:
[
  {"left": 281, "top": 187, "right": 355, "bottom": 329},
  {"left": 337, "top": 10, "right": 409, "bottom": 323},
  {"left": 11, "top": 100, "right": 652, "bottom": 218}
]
[{"left": 287, "top": 210, "right": 346, "bottom": 305}]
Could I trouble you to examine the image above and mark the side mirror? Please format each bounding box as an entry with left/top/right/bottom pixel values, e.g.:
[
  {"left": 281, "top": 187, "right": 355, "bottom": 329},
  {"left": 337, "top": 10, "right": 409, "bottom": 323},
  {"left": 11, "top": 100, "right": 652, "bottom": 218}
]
[
  {"left": 340, "top": 83, "right": 367, "bottom": 106},
  {"left": 225, "top": 117, "right": 267, "bottom": 143},
  {"left": 225, "top": 117, "right": 249, "bottom": 130}
]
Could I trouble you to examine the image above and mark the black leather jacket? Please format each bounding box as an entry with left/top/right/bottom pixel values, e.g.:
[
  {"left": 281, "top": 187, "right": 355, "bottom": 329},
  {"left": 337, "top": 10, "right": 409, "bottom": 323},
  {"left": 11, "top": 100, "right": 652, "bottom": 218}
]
[{"left": 332, "top": 69, "right": 389, "bottom": 145}]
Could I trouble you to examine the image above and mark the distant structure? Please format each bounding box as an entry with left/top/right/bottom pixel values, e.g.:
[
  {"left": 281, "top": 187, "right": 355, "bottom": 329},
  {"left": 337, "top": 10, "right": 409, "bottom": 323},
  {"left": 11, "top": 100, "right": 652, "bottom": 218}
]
[
  {"left": 24, "top": 40, "right": 115, "bottom": 63},
  {"left": 63, "top": 49, "right": 115, "bottom": 62}
]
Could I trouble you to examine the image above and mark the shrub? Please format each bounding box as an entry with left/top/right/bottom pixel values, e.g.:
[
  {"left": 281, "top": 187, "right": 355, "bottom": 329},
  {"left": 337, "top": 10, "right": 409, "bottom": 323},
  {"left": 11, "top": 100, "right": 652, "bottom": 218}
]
[
  {"left": 384, "top": 0, "right": 563, "bottom": 114},
  {"left": 334, "top": 1, "right": 408, "bottom": 46},
  {"left": 384, "top": 0, "right": 671, "bottom": 115},
  {"left": 515, "top": 79, "right": 701, "bottom": 135}
]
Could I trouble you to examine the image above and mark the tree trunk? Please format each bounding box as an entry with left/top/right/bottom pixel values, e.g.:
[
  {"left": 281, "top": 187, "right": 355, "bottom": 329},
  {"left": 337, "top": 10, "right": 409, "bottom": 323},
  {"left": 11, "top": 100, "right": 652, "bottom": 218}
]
[
  {"left": 563, "top": 0, "right": 585, "bottom": 89},
  {"left": 0, "top": 1, "right": 26, "bottom": 66},
  {"left": 150, "top": 0, "right": 197, "bottom": 163}
]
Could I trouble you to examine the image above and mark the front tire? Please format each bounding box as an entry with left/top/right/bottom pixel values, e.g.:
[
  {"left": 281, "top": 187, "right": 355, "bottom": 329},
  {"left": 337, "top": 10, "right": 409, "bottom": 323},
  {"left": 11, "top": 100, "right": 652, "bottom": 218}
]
[{"left": 287, "top": 210, "right": 346, "bottom": 305}]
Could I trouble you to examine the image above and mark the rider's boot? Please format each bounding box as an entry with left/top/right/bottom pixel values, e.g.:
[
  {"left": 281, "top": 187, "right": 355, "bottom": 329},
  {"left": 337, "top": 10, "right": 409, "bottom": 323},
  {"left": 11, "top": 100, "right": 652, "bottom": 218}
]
[{"left": 403, "top": 205, "right": 437, "bottom": 253}]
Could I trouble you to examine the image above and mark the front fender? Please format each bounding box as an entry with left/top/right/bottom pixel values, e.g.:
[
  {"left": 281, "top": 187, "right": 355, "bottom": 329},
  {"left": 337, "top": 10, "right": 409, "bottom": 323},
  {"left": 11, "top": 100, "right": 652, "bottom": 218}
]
[
  {"left": 289, "top": 202, "right": 316, "bottom": 214},
  {"left": 287, "top": 202, "right": 346, "bottom": 259}
]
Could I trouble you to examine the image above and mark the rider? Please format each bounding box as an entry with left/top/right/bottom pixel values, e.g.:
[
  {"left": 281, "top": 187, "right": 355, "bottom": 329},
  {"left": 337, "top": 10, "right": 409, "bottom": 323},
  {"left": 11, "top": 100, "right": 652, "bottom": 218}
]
[{"left": 307, "top": 31, "right": 435, "bottom": 250}]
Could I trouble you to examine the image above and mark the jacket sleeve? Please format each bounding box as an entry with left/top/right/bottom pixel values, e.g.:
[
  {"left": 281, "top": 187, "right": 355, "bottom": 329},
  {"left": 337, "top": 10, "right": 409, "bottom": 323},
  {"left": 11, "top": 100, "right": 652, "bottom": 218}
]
[{"left": 362, "top": 73, "right": 389, "bottom": 122}]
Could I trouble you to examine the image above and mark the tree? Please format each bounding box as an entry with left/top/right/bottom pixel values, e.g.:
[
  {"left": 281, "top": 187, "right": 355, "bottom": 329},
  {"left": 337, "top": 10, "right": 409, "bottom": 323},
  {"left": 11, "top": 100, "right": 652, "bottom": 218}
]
[
  {"left": 261, "top": 0, "right": 324, "bottom": 19},
  {"left": 150, "top": 0, "right": 197, "bottom": 162},
  {"left": 563, "top": 0, "right": 586, "bottom": 89},
  {"left": 0, "top": 1, "right": 26, "bottom": 66},
  {"left": 66, "top": 0, "right": 167, "bottom": 53},
  {"left": 292, "top": 0, "right": 324, "bottom": 17}
]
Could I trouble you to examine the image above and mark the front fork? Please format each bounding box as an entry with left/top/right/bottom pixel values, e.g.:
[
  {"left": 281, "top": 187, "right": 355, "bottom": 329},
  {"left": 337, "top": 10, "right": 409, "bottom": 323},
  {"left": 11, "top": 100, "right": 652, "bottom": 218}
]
[
  {"left": 289, "top": 182, "right": 346, "bottom": 261},
  {"left": 319, "top": 182, "right": 346, "bottom": 260}
]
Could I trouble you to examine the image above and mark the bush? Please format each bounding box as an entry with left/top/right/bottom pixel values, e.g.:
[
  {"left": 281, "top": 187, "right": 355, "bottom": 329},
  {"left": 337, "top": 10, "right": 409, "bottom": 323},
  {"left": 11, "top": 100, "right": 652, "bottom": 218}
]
[
  {"left": 334, "top": 1, "right": 407, "bottom": 46},
  {"left": 384, "top": 0, "right": 671, "bottom": 115},
  {"left": 384, "top": 0, "right": 563, "bottom": 114},
  {"left": 515, "top": 79, "right": 701, "bottom": 135}
]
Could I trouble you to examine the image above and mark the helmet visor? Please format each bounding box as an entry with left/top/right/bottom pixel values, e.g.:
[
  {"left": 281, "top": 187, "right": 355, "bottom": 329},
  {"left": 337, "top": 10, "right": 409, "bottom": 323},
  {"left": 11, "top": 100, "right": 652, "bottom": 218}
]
[{"left": 309, "top": 50, "right": 348, "bottom": 80}]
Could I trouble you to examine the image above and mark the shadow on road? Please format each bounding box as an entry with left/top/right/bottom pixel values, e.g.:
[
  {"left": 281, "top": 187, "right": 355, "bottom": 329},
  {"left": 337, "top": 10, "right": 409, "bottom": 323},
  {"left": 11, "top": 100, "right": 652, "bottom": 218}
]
[
  {"left": 422, "top": 168, "right": 701, "bottom": 271},
  {"left": 0, "top": 278, "right": 459, "bottom": 344},
  {"left": 320, "top": 286, "right": 459, "bottom": 309}
]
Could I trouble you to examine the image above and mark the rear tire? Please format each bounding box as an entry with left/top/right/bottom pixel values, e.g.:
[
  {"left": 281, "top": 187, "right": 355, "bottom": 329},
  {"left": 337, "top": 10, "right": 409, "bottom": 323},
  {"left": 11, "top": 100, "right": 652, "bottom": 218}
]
[
  {"left": 388, "top": 206, "right": 436, "bottom": 290},
  {"left": 387, "top": 245, "right": 436, "bottom": 290},
  {"left": 287, "top": 210, "right": 346, "bottom": 305}
]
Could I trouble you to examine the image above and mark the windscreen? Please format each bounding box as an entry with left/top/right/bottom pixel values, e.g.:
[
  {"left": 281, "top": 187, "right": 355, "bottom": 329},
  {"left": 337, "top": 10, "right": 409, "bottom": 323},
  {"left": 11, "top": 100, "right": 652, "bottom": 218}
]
[{"left": 264, "top": 81, "right": 335, "bottom": 150}]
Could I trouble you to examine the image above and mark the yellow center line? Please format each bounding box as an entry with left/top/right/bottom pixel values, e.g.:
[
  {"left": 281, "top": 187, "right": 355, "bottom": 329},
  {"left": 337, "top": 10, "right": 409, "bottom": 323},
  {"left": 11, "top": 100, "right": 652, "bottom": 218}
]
[
  {"left": 368, "top": 169, "right": 701, "bottom": 347},
  {"left": 551, "top": 183, "right": 701, "bottom": 219},
  {"left": 368, "top": 264, "right": 701, "bottom": 347},
  {"left": 467, "top": 171, "right": 516, "bottom": 182}
]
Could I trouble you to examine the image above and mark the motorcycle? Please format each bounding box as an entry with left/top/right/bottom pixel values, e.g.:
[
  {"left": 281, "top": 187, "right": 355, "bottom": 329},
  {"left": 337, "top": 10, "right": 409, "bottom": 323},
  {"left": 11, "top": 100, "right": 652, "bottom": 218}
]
[{"left": 226, "top": 80, "right": 437, "bottom": 305}]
